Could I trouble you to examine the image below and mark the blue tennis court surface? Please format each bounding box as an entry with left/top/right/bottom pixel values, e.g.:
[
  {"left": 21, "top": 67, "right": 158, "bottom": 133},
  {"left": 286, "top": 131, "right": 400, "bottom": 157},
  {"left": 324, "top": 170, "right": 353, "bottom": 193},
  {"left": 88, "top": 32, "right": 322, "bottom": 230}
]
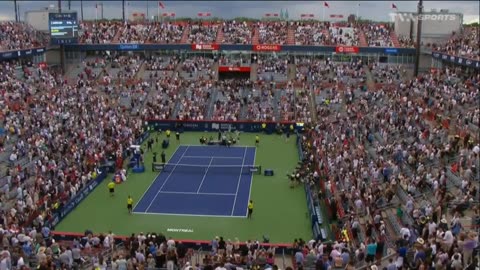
[{"left": 133, "top": 145, "right": 256, "bottom": 217}]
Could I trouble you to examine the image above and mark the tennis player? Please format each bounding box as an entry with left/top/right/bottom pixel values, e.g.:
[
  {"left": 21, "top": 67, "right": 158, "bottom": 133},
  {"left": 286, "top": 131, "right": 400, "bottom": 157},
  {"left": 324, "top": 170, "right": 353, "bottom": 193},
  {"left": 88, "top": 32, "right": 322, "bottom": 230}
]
[
  {"left": 247, "top": 200, "right": 254, "bottom": 219},
  {"left": 107, "top": 181, "right": 115, "bottom": 197},
  {"left": 127, "top": 195, "right": 134, "bottom": 214}
]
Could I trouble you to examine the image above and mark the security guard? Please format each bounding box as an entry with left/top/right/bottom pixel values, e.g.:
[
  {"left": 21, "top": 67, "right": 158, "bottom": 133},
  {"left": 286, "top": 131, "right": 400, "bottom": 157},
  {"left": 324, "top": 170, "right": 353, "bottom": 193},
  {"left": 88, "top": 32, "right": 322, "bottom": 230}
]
[
  {"left": 127, "top": 196, "right": 134, "bottom": 214},
  {"left": 107, "top": 181, "right": 115, "bottom": 197},
  {"left": 247, "top": 200, "right": 254, "bottom": 219}
]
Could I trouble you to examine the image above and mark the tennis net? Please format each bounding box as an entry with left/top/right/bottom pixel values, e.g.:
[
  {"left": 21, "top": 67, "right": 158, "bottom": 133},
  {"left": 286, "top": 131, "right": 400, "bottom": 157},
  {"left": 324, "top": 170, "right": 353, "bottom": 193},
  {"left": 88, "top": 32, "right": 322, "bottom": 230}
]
[{"left": 153, "top": 163, "right": 261, "bottom": 175}]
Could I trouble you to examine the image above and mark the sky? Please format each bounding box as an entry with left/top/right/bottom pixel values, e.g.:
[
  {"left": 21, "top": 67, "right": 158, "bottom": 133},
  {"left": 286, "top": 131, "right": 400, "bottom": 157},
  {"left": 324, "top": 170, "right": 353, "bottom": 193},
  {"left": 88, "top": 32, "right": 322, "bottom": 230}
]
[{"left": 1, "top": 0, "right": 479, "bottom": 23}]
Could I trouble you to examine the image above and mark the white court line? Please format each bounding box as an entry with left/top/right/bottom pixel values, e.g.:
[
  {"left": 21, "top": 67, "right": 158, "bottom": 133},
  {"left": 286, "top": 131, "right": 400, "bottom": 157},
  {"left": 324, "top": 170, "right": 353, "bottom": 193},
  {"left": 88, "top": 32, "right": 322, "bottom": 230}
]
[
  {"left": 245, "top": 148, "right": 257, "bottom": 217},
  {"left": 230, "top": 147, "right": 248, "bottom": 216},
  {"left": 132, "top": 211, "right": 247, "bottom": 218},
  {"left": 179, "top": 144, "right": 255, "bottom": 149},
  {"left": 196, "top": 157, "right": 214, "bottom": 193},
  {"left": 145, "top": 146, "right": 190, "bottom": 212},
  {"left": 159, "top": 191, "right": 236, "bottom": 196},
  {"left": 182, "top": 155, "right": 243, "bottom": 159},
  {"left": 132, "top": 145, "right": 181, "bottom": 211}
]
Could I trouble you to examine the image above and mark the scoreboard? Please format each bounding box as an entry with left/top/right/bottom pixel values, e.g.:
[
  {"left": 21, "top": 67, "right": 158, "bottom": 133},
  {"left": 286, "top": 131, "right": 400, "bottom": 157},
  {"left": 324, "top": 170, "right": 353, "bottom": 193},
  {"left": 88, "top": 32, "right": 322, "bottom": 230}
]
[{"left": 49, "top": 12, "right": 78, "bottom": 45}]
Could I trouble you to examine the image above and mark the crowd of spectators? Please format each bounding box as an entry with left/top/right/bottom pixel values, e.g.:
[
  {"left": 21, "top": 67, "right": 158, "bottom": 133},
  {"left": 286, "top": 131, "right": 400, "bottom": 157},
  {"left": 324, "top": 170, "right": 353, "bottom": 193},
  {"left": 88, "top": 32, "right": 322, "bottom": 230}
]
[
  {"left": 212, "top": 80, "right": 250, "bottom": 121},
  {"left": 326, "top": 26, "right": 358, "bottom": 46},
  {"left": 187, "top": 23, "right": 219, "bottom": 44},
  {"left": 245, "top": 85, "right": 276, "bottom": 122},
  {"left": 117, "top": 23, "right": 151, "bottom": 44},
  {"left": 146, "top": 22, "right": 185, "bottom": 44},
  {"left": 256, "top": 22, "right": 289, "bottom": 45},
  {"left": 434, "top": 27, "right": 479, "bottom": 60},
  {"left": 300, "top": 58, "right": 479, "bottom": 269},
  {"left": 145, "top": 55, "right": 179, "bottom": 71},
  {"left": 0, "top": 60, "right": 144, "bottom": 268},
  {"left": 220, "top": 21, "right": 252, "bottom": 44},
  {"left": 293, "top": 22, "right": 329, "bottom": 46},
  {"left": 360, "top": 24, "right": 393, "bottom": 47},
  {"left": 79, "top": 21, "right": 122, "bottom": 44},
  {"left": 176, "top": 79, "right": 213, "bottom": 120},
  {"left": 0, "top": 22, "right": 48, "bottom": 52},
  {"left": 257, "top": 55, "right": 288, "bottom": 82}
]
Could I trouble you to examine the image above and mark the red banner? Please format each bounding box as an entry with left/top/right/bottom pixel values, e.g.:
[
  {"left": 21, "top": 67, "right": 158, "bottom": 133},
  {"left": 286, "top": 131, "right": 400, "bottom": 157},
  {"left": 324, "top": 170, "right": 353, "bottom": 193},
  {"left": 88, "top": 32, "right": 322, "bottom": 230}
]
[
  {"left": 335, "top": 46, "right": 359, "bottom": 54},
  {"left": 252, "top": 44, "right": 282, "bottom": 52},
  {"left": 198, "top": 12, "right": 211, "bottom": 17},
  {"left": 329, "top": 14, "right": 344, "bottom": 18},
  {"left": 191, "top": 44, "right": 219, "bottom": 51},
  {"left": 162, "top": 12, "right": 175, "bottom": 17},
  {"left": 218, "top": 66, "right": 251, "bottom": 73},
  {"left": 301, "top": 14, "right": 315, "bottom": 18}
]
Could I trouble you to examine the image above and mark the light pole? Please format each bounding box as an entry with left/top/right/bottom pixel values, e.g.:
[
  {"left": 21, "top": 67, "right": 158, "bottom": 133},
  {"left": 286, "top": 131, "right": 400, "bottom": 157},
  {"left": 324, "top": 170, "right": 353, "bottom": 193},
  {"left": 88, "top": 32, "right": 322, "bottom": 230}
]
[{"left": 413, "top": 0, "right": 423, "bottom": 77}]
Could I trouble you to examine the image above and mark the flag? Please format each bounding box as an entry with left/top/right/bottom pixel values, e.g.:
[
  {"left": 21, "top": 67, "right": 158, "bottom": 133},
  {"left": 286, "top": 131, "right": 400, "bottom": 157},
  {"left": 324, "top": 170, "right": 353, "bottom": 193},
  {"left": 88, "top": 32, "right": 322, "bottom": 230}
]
[
  {"left": 159, "top": 1, "right": 165, "bottom": 9},
  {"left": 324, "top": 2, "right": 329, "bottom": 8},
  {"left": 391, "top": 3, "right": 397, "bottom": 9}
]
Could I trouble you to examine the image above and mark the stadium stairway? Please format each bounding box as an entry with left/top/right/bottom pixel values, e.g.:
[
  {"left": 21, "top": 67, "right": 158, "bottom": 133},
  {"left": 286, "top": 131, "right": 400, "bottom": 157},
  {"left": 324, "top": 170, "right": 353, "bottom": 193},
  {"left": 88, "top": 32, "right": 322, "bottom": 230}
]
[
  {"left": 287, "top": 26, "right": 295, "bottom": 45},
  {"left": 211, "top": 61, "right": 219, "bottom": 81},
  {"left": 252, "top": 27, "right": 260, "bottom": 45},
  {"left": 287, "top": 64, "right": 296, "bottom": 81},
  {"left": 390, "top": 32, "right": 401, "bottom": 48},
  {"left": 181, "top": 26, "right": 191, "bottom": 44},
  {"left": 358, "top": 30, "right": 368, "bottom": 47},
  {"left": 250, "top": 63, "right": 258, "bottom": 81},
  {"left": 215, "top": 27, "right": 224, "bottom": 44},
  {"left": 112, "top": 27, "right": 123, "bottom": 43}
]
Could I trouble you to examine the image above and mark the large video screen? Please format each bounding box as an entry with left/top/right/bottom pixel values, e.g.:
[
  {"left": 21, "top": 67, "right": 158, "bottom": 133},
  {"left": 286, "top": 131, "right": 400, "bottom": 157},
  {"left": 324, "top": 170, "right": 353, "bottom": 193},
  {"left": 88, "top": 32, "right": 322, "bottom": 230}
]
[{"left": 49, "top": 12, "right": 78, "bottom": 45}]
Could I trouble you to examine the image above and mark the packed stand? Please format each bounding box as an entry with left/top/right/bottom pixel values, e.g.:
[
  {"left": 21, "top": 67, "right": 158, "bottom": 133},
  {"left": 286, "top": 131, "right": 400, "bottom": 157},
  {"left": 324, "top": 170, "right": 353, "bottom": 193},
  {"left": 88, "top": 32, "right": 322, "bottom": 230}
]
[
  {"left": 277, "top": 84, "right": 312, "bottom": 123},
  {"left": 176, "top": 79, "right": 213, "bottom": 120},
  {"left": 221, "top": 21, "right": 252, "bottom": 44},
  {"left": 326, "top": 26, "right": 358, "bottom": 46},
  {"left": 245, "top": 84, "right": 276, "bottom": 122},
  {"left": 293, "top": 22, "right": 329, "bottom": 46},
  {"left": 212, "top": 80, "right": 251, "bottom": 121},
  {"left": 145, "top": 55, "right": 179, "bottom": 71},
  {"left": 187, "top": 23, "right": 219, "bottom": 44},
  {"left": 361, "top": 24, "right": 394, "bottom": 47},
  {"left": 0, "top": 61, "right": 144, "bottom": 260},
  {"left": 435, "top": 27, "right": 480, "bottom": 60},
  {"left": 147, "top": 22, "right": 185, "bottom": 44},
  {"left": 0, "top": 22, "right": 48, "bottom": 52},
  {"left": 143, "top": 77, "right": 184, "bottom": 120},
  {"left": 257, "top": 55, "right": 288, "bottom": 82},
  {"left": 303, "top": 62, "right": 479, "bottom": 268},
  {"left": 117, "top": 23, "right": 151, "bottom": 44},
  {"left": 256, "top": 22, "right": 289, "bottom": 45},
  {"left": 79, "top": 21, "right": 122, "bottom": 44},
  {"left": 180, "top": 56, "right": 214, "bottom": 80}
]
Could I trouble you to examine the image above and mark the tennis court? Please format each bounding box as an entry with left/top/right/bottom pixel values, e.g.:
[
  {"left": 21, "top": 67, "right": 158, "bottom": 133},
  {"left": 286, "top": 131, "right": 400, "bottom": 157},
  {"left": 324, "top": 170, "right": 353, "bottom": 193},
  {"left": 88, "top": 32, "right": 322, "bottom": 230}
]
[{"left": 133, "top": 145, "right": 257, "bottom": 217}]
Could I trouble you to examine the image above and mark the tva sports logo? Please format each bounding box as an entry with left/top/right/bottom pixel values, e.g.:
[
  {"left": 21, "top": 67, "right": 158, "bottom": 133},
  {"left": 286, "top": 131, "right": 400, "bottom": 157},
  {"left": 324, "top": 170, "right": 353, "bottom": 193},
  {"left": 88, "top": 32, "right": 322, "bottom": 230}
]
[{"left": 389, "top": 13, "right": 456, "bottom": 22}]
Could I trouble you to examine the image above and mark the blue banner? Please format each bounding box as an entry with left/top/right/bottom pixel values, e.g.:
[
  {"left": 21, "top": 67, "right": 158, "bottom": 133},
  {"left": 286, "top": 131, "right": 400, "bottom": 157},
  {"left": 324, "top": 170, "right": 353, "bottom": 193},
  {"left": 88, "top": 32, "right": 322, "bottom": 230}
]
[
  {"left": 147, "top": 120, "right": 303, "bottom": 134},
  {"left": 432, "top": 51, "right": 480, "bottom": 69},
  {"left": 385, "top": 48, "right": 398, "bottom": 54},
  {"left": 0, "top": 47, "right": 46, "bottom": 61},
  {"left": 64, "top": 43, "right": 416, "bottom": 55}
]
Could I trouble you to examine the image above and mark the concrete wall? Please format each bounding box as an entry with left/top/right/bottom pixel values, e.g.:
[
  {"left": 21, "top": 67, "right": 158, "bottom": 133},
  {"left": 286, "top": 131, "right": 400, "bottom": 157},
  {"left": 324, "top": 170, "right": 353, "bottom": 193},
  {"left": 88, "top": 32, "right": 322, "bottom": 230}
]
[
  {"left": 25, "top": 10, "right": 50, "bottom": 32},
  {"left": 46, "top": 49, "right": 62, "bottom": 66}
]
